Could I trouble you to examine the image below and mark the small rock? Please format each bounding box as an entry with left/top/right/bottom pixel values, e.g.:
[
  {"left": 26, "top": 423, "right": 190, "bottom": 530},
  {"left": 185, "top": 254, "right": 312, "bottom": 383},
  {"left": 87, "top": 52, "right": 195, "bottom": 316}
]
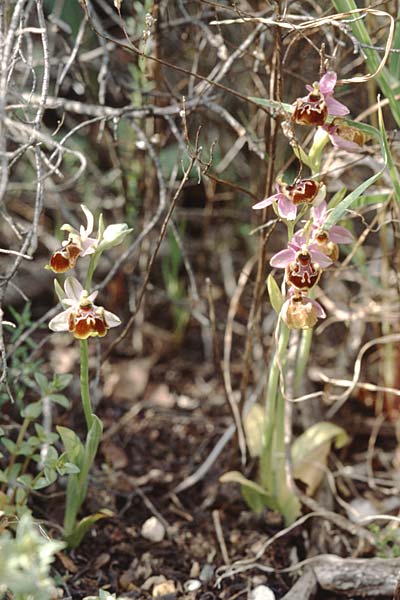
[
  {"left": 249, "top": 585, "right": 276, "bottom": 600},
  {"left": 142, "top": 575, "right": 166, "bottom": 591},
  {"left": 152, "top": 579, "right": 176, "bottom": 597},
  {"left": 141, "top": 516, "right": 165, "bottom": 542},
  {"left": 183, "top": 579, "right": 202, "bottom": 592},
  {"left": 199, "top": 563, "right": 214, "bottom": 583},
  {"left": 176, "top": 395, "right": 199, "bottom": 410}
]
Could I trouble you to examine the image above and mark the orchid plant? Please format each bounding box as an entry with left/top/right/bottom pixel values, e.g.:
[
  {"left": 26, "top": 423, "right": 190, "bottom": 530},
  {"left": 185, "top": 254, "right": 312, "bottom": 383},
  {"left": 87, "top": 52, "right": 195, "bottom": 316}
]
[
  {"left": 223, "top": 68, "right": 372, "bottom": 524},
  {"left": 48, "top": 205, "right": 131, "bottom": 546}
]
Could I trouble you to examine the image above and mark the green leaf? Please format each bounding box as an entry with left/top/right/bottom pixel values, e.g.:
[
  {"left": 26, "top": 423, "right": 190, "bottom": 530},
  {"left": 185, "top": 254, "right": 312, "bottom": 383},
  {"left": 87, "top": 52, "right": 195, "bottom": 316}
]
[
  {"left": 377, "top": 101, "right": 400, "bottom": 200},
  {"left": 389, "top": 6, "right": 400, "bottom": 77},
  {"left": 292, "top": 421, "right": 349, "bottom": 496},
  {"left": 34, "top": 372, "right": 48, "bottom": 392},
  {"left": 54, "top": 279, "right": 66, "bottom": 303},
  {"left": 327, "top": 187, "right": 347, "bottom": 210},
  {"left": 243, "top": 404, "right": 264, "bottom": 458},
  {"left": 53, "top": 373, "right": 73, "bottom": 391},
  {"left": 2, "top": 438, "right": 16, "bottom": 453},
  {"left": 66, "top": 510, "right": 113, "bottom": 549},
  {"left": 267, "top": 274, "right": 283, "bottom": 315},
  {"left": 220, "top": 470, "right": 272, "bottom": 513},
  {"left": 57, "top": 426, "right": 84, "bottom": 464},
  {"left": 21, "top": 401, "right": 42, "bottom": 419},
  {"left": 48, "top": 393, "right": 70, "bottom": 408},
  {"left": 16, "top": 474, "right": 33, "bottom": 487},
  {"left": 43, "top": 466, "right": 58, "bottom": 486}
]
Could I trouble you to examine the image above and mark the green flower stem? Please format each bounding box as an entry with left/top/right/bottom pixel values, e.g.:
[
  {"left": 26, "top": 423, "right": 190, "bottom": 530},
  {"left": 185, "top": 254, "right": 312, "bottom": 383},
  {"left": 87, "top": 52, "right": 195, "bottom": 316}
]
[
  {"left": 80, "top": 339, "right": 92, "bottom": 431},
  {"left": 80, "top": 251, "right": 99, "bottom": 430},
  {"left": 85, "top": 252, "right": 98, "bottom": 290},
  {"left": 261, "top": 322, "right": 290, "bottom": 490},
  {"left": 293, "top": 327, "right": 313, "bottom": 395}
]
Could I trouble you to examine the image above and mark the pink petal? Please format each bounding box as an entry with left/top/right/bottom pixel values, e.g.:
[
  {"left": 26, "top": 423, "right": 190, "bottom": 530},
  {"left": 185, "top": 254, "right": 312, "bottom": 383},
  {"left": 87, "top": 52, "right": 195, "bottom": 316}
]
[
  {"left": 277, "top": 195, "right": 297, "bottom": 220},
  {"left": 80, "top": 237, "right": 98, "bottom": 256},
  {"left": 309, "top": 247, "right": 333, "bottom": 267},
  {"left": 270, "top": 248, "right": 295, "bottom": 268},
  {"left": 252, "top": 194, "right": 276, "bottom": 210},
  {"left": 312, "top": 201, "right": 327, "bottom": 225},
  {"left": 305, "top": 84, "right": 313, "bottom": 92},
  {"left": 319, "top": 71, "right": 337, "bottom": 94},
  {"left": 325, "top": 95, "right": 349, "bottom": 117},
  {"left": 329, "top": 133, "right": 360, "bottom": 153},
  {"left": 308, "top": 298, "right": 326, "bottom": 318},
  {"left": 329, "top": 225, "right": 354, "bottom": 244},
  {"left": 292, "top": 231, "right": 306, "bottom": 246}
]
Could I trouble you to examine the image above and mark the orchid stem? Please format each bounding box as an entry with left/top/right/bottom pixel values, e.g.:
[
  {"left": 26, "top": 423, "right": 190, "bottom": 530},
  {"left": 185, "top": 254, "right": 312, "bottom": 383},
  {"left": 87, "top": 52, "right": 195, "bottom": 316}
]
[
  {"left": 294, "top": 327, "right": 313, "bottom": 395},
  {"left": 85, "top": 253, "right": 98, "bottom": 290},
  {"left": 80, "top": 339, "right": 93, "bottom": 430}
]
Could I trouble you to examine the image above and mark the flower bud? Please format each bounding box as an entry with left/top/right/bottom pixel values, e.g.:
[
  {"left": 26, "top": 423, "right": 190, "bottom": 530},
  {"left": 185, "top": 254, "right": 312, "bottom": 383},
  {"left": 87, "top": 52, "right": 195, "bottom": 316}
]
[
  {"left": 281, "top": 294, "right": 325, "bottom": 329},
  {"left": 98, "top": 223, "right": 132, "bottom": 251}
]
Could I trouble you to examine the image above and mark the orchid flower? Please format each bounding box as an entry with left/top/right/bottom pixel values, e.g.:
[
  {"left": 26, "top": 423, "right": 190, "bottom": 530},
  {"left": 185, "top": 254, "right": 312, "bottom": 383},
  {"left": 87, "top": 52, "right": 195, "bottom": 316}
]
[
  {"left": 293, "top": 71, "right": 349, "bottom": 127},
  {"left": 252, "top": 179, "right": 325, "bottom": 221},
  {"left": 49, "top": 277, "right": 121, "bottom": 339},
  {"left": 270, "top": 241, "right": 332, "bottom": 292},
  {"left": 324, "top": 119, "right": 369, "bottom": 153},
  {"left": 48, "top": 205, "right": 98, "bottom": 273},
  {"left": 293, "top": 201, "right": 354, "bottom": 261},
  {"left": 281, "top": 290, "right": 326, "bottom": 330}
]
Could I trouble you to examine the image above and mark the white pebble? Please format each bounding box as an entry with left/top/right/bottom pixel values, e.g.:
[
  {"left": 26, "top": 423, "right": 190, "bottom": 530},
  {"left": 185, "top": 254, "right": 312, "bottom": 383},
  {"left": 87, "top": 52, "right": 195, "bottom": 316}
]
[
  {"left": 141, "top": 516, "right": 165, "bottom": 542},
  {"left": 249, "top": 585, "right": 276, "bottom": 600},
  {"left": 184, "top": 579, "right": 202, "bottom": 592}
]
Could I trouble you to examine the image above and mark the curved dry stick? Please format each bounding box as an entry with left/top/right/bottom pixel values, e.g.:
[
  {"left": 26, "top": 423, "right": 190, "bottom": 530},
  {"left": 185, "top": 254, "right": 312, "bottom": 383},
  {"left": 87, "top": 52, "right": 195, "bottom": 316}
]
[
  {"left": 211, "top": 7, "right": 394, "bottom": 85},
  {"left": 326, "top": 333, "right": 400, "bottom": 418},
  {"left": 223, "top": 255, "right": 257, "bottom": 466}
]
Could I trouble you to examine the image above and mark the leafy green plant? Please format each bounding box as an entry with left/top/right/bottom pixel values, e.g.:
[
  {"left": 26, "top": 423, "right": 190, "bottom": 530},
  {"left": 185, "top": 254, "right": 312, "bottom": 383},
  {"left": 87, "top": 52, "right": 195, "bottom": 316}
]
[
  {"left": 0, "top": 372, "right": 74, "bottom": 518},
  {"left": 369, "top": 524, "right": 400, "bottom": 559},
  {"left": 47, "top": 205, "right": 131, "bottom": 546},
  {"left": 0, "top": 513, "right": 64, "bottom": 600},
  {"left": 0, "top": 303, "right": 43, "bottom": 409},
  {"left": 161, "top": 227, "right": 190, "bottom": 339}
]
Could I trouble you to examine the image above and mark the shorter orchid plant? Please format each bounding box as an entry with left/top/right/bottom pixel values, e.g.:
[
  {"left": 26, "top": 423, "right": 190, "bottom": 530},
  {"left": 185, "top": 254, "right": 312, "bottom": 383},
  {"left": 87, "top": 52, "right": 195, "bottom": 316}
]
[{"left": 47, "top": 205, "right": 131, "bottom": 547}]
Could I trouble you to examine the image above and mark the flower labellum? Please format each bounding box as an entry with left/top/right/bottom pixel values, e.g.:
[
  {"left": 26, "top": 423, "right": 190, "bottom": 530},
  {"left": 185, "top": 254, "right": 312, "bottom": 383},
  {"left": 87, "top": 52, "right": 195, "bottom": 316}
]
[
  {"left": 47, "top": 205, "right": 98, "bottom": 273},
  {"left": 292, "top": 71, "right": 349, "bottom": 127},
  {"left": 281, "top": 293, "right": 326, "bottom": 329},
  {"left": 49, "top": 277, "right": 121, "bottom": 340},
  {"left": 280, "top": 179, "right": 324, "bottom": 206},
  {"left": 252, "top": 180, "right": 325, "bottom": 221},
  {"left": 285, "top": 248, "right": 322, "bottom": 291},
  {"left": 293, "top": 83, "right": 328, "bottom": 127},
  {"left": 48, "top": 241, "right": 82, "bottom": 273}
]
